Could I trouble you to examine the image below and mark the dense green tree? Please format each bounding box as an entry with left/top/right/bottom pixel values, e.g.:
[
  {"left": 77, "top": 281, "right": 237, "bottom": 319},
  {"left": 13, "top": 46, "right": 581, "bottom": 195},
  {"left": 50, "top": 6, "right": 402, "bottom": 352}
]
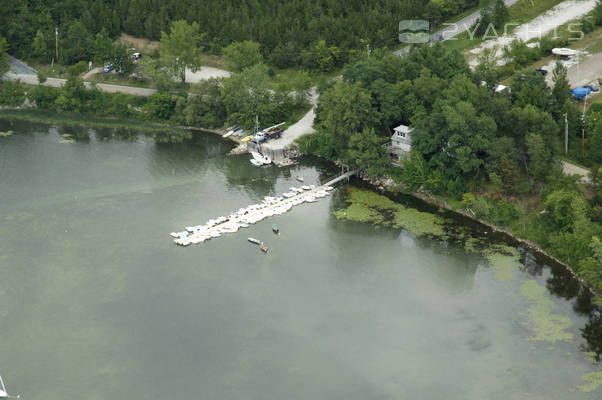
[
  {"left": 594, "top": 0, "right": 602, "bottom": 26},
  {"left": 578, "top": 236, "right": 602, "bottom": 293},
  {"left": 0, "top": 36, "right": 9, "bottom": 83},
  {"left": 111, "top": 43, "right": 135, "bottom": 75},
  {"left": 138, "top": 58, "right": 175, "bottom": 92},
  {"left": 31, "top": 30, "right": 48, "bottom": 62},
  {"left": 492, "top": 0, "right": 509, "bottom": 28},
  {"left": 61, "top": 21, "right": 92, "bottom": 64},
  {"left": 345, "top": 128, "right": 390, "bottom": 175},
  {"left": 473, "top": 47, "right": 499, "bottom": 89},
  {"left": 312, "top": 40, "right": 341, "bottom": 72},
  {"left": 222, "top": 41, "right": 263, "bottom": 72},
  {"left": 316, "top": 81, "right": 380, "bottom": 156},
  {"left": 91, "top": 30, "right": 114, "bottom": 64},
  {"left": 159, "top": 20, "right": 203, "bottom": 82},
  {"left": 176, "top": 78, "right": 226, "bottom": 128},
  {"left": 551, "top": 61, "right": 570, "bottom": 116},
  {"left": 412, "top": 99, "right": 496, "bottom": 179},
  {"left": 147, "top": 92, "right": 175, "bottom": 119},
  {"left": 526, "top": 132, "right": 553, "bottom": 182}
]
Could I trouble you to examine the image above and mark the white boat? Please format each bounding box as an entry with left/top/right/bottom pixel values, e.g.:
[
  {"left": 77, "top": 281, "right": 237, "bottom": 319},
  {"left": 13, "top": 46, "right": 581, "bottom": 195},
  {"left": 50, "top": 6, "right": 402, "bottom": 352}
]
[
  {"left": 251, "top": 151, "right": 271, "bottom": 165},
  {"left": 552, "top": 48, "right": 577, "bottom": 57},
  {"left": 1, "top": 374, "right": 19, "bottom": 399},
  {"left": 223, "top": 131, "right": 234, "bottom": 138},
  {"left": 301, "top": 185, "right": 311, "bottom": 190},
  {"left": 250, "top": 159, "right": 263, "bottom": 167}
]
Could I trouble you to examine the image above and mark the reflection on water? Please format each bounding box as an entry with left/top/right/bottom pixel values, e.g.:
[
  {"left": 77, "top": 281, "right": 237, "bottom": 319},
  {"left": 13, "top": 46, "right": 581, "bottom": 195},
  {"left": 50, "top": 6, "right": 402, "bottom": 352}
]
[{"left": 0, "top": 118, "right": 600, "bottom": 399}]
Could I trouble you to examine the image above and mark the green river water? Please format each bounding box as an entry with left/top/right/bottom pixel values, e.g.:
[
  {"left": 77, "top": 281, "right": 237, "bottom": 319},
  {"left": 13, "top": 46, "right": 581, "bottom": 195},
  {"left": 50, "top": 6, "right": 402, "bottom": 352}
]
[{"left": 0, "top": 119, "right": 600, "bottom": 399}]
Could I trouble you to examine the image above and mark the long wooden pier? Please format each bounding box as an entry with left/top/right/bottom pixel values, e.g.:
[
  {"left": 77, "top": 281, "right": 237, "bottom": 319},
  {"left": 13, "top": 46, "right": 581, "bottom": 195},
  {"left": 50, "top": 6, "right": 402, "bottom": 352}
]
[{"left": 171, "top": 169, "right": 359, "bottom": 246}]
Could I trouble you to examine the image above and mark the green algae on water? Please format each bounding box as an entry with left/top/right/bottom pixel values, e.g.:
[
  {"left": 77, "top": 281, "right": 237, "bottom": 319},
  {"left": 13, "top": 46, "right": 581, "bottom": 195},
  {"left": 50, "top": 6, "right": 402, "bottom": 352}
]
[
  {"left": 520, "top": 279, "right": 573, "bottom": 342},
  {"left": 578, "top": 372, "right": 602, "bottom": 393},
  {"left": 483, "top": 245, "right": 521, "bottom": 282},
  {"left": 334, "top": 187, "right": 445, "bottom": 236}
]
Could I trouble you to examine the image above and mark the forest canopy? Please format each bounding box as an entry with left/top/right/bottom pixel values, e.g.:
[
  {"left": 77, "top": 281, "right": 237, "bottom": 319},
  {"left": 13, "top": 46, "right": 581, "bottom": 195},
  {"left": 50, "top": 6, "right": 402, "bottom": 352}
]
[{"left": 0, "top": 0, "right": 480, "bottom": 63}]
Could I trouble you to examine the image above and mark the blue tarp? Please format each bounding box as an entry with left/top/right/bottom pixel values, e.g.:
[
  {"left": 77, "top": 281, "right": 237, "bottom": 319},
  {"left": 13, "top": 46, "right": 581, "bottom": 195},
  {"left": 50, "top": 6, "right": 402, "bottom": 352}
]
[{"left": 572, "top": 87, "right": 591, "bottom": 99}]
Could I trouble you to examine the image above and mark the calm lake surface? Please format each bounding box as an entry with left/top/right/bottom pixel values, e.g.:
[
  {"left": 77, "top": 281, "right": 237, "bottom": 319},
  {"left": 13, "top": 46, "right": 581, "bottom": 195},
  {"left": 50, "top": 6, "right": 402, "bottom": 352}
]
[{"left": 0, "top": 119, "right": 600, "bottom": 399}]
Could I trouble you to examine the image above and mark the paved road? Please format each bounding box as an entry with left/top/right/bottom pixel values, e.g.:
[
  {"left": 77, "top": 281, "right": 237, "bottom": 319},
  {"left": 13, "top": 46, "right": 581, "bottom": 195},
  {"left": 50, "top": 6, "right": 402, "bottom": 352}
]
[
  {"left": 5, "top": 72, "right": 157, "bottom": 97},
  {"left": 393, "top": 0, "right": 521, "bottom": 55},
  {"left": 561, "top": 161, "right": 591, "bottom": 183},
  {"left": 8, "top": 56, "right": 37, "bottom": 75},
  {"left": 267, "top": 88, "right": 318, "bottom": 149}
]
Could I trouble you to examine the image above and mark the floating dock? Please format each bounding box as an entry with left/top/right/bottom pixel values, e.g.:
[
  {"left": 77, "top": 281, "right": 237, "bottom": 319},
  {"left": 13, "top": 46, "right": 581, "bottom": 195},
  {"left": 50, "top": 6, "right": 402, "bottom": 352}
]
[{"left": 170, "top": 169, "right": 358, "bottom": 247}]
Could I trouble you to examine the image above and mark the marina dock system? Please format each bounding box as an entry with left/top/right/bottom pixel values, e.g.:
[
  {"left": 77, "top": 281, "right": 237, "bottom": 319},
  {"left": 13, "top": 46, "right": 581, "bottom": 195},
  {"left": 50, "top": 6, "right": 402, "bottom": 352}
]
[{"left": 170, "top": 169, "right": 358, "bottom": 246}]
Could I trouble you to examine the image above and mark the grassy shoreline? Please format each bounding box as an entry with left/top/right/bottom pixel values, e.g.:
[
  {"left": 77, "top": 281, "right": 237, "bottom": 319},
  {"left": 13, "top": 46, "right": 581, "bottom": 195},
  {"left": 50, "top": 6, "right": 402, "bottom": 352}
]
[{"left": 0, "top": 108, "right": 186, "bottom": 133}]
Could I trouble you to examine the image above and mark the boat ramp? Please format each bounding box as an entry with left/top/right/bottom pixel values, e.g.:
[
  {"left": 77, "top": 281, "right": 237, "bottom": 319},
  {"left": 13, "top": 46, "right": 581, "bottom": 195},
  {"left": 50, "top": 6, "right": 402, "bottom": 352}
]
[{"left": 170, "top": 169, "right": 358, "bottom": 247}]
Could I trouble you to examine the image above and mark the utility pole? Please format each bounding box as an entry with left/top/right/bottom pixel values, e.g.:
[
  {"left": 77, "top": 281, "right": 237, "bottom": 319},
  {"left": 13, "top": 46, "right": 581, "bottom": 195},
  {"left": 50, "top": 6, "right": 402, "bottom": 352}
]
[
  {"left": 564, "top": 112, "right": 568, "bottom": 154},
  {"left": 582, "top": 92, "right": 587, "bottom": 158},
  {"left": 55, "top": 27, "right": 59, "bottom": 63}
]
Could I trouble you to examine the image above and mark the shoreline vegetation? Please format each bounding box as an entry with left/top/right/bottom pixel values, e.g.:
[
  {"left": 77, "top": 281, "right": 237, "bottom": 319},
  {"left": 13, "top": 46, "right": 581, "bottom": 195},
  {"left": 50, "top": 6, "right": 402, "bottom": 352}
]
[
  {"left": 0, "top": 108, "right": 598, "bottom": 303},
  {"left": 0, "top": 0, "right": 600, "bottom": 313}
]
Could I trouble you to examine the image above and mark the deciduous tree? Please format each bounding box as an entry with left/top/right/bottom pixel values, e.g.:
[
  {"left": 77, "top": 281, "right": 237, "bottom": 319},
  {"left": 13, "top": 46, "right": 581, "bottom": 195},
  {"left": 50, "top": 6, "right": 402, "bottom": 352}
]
[{"left": 159, "top": 20, "right": 203, "bottom": 83}]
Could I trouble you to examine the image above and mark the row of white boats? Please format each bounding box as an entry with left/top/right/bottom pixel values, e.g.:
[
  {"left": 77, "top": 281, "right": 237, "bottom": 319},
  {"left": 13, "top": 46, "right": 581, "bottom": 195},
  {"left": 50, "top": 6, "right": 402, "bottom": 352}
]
[{"left": 170, "top": 185, "right": 335, "bottom": 246}]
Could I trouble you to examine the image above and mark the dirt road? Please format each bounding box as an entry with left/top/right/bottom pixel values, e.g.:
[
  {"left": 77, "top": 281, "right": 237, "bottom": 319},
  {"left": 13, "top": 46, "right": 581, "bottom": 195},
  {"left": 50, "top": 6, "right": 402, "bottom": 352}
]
[{"left": 561, "top": 160, "right": 591, "bottom": 183}]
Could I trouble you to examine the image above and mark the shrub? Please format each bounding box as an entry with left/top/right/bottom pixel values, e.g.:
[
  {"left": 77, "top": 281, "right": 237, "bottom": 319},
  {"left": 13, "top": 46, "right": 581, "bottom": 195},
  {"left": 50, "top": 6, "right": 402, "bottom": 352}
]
[
  {"left": 0, "top": 81, "right": 26, "bottom": 106},
  {"left": 28, "top": 85, "right": 59, "bottom": 109},
  {"left": 147, "top": 92, "right": 175, "bottom": 120},
  {"left": 68, "top": 61, "right": 89, "bottom": 77}
]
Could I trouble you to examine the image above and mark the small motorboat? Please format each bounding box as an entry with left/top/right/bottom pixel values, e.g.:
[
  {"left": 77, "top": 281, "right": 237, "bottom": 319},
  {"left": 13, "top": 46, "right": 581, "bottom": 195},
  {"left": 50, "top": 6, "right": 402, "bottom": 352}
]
[
  {"left": 295, "top": 176, "right": 304, "bottom": 182},
  {"left": 552, "top": 47, "right": 577, "bottom": 57},
  {"left": 248, "top": 237, "right": 262, "bottom": 245},
  {"left": 272, "top": 224, "right": 280, "bottom": 234},
  {"left": 250, "top": 159, "right": 263, "bottom": 167},
  {"left": 260, "top": 243, "right": 269, "bottom": 253},
  {"left": 251, "top": 152, "right": 271, "bottom": 165},
  {"left": 301, "top": 185, "right": 311, "bottom": 190}
]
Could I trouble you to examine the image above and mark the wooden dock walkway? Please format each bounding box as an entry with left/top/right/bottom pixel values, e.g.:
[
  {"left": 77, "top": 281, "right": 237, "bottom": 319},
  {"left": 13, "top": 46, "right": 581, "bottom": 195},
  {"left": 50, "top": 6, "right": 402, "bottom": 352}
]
[{"left": 171, "top": 168, "right": 359, "bottom": 246}]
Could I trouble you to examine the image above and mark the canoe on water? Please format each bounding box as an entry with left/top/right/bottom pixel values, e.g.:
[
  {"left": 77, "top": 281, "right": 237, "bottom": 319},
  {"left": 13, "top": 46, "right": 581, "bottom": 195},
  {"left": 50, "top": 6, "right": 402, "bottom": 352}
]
[{"left": 248, "top": 237, "right": 262, "bottom": 245}]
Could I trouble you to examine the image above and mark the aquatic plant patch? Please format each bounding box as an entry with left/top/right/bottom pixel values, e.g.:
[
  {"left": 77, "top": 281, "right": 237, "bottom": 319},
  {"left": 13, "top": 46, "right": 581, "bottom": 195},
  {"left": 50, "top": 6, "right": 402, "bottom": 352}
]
[
  {"left": 578, "top": 372, "right": 602, "bottom": 393},
  {"left": 483, "top": 245, "right": 521, "bottom": 282},
  {"left": 334, "top": 187, "right": 445, "bottom": 236},
  {"left": 520, "top": 279, "right": 574, "bottom": 342}
]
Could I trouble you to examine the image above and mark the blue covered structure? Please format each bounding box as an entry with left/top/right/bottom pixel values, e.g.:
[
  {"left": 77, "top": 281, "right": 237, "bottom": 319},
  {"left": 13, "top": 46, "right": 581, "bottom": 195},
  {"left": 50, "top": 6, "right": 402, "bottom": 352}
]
[{"left": 572, "top": 87, "right": 592, "bottom": 99}]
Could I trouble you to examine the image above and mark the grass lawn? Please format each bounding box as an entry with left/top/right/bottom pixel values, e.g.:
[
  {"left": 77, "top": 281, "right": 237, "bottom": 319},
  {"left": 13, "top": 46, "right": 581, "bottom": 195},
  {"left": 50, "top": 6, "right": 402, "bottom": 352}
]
[
  {"left": 0, "top": 109, "right": 184, "bottom": 134},
  {"left": 31, "top": 62, "right": 72, "bottom": 79},
  {"left": 508, "top": 0, "right": 567, "bottom": 24}
]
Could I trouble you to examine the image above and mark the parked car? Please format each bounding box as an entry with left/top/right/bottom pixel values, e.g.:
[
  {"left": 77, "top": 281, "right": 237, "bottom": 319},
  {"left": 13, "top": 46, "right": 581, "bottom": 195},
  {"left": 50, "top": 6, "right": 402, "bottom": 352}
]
[
  {"left": 535, "top": 68, "right": 548, "bottom": 76},
  {"left": 584, "top": 84, "right": 600, "bottom": 92},
  {"left": 103, "top": 63, "right": 114, "bottom": 73}
]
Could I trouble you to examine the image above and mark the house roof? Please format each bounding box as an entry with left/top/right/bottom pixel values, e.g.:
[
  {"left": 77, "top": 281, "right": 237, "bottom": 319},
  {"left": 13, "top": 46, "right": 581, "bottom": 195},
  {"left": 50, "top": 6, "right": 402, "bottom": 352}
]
[{"left": 393, "top": 124, "right": 411, "bottom": 134}]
